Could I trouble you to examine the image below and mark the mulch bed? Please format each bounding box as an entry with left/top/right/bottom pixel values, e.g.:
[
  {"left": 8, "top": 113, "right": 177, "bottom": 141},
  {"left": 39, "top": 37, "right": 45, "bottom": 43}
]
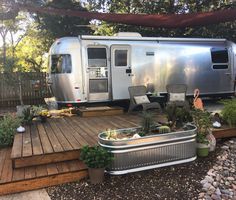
[{"left": 47, "top": 140, "right": 227, "bottom": 200}]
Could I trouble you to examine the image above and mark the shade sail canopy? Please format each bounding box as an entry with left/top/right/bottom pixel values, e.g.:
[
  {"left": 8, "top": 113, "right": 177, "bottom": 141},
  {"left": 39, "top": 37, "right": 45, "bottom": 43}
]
[{"left": 14, "top": 4, "right": 236, "bottom": 28}]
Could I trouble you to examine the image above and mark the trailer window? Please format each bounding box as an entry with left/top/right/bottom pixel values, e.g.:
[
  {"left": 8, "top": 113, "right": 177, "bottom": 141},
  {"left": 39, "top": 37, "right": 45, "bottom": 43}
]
[
  {"left": 115, "top": 50, "right": 128, "bottom": 66},
  {"left": 88, "top": 48, "right": 106, "bottom": 59},
  {"left": 211, "top": 48, "right": 228, "bottom": 63},
  {"left": 87, "top": 48, "right": 107, "bottom": 67},
  {"left": 51, "top": 54, "right": 72, "bottom": 74}
]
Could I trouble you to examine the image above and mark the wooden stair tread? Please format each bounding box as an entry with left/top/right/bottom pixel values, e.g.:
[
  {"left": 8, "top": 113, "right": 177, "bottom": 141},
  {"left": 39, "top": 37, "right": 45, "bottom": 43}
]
[
  {"left": 0, "top": 148, "right": 88, "bottom": 196},
  {"left": 78, "top": 106, "right": 124, "bottom": 117}
]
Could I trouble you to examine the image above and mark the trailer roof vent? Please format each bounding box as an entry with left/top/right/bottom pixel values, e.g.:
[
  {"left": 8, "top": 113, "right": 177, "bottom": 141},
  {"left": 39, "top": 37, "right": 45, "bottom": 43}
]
[{"left": 114, "top": 32, "right": 142, "bottom": 37}]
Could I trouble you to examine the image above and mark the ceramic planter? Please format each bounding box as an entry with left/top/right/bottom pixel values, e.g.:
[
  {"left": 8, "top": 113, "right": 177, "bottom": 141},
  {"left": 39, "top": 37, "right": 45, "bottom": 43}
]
[
  {"left": 98, "top": 124, "right": 197, "bottom": 175},
  {"left": 197, "top": 143, "right": 209, "bottom": 157},
  {"left": 88, "top": 168, "right": 105, "bottom": 184}
]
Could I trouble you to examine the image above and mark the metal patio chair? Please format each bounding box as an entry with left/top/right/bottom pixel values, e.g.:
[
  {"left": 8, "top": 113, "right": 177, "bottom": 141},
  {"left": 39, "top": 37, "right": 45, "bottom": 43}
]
[
  {"left": 128, "top": 85, "right": 162, "bottom": 112},
  {"left": 166, "top": 84, "right": 190, "bottom": 110}
]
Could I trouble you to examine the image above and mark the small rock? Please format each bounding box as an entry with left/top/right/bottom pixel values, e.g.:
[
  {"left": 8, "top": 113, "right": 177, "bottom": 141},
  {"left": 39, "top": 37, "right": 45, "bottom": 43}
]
[
  {"left": 227, "top": 177, "right": 234, "bottom": 181},
  {"left": 213, "top": 182, "right": 219, "bottom": 187},
  {"left": 211, "top": 194, "right": 221, "bottom": 200},
  {"left": 215, "top": 188, "right": 221, "bottom": 196},
  {"left": 225, "top": 181, "right": 230, "bottom": 186},
  {"left": 207, "top": 172, "right": 216, "bottom": 177},
  {"left": 200, "top": 180, "right": 207, "bottom": 185},
  {"left": 198, "top": 192, "right": 205, "bottom": 198},
  {"left": 205, "top": 176, "right": 214, "bottom": 183},
  {"left": 221, "top": 194, "right": 229, "bottom": 199},
  {"left": 221, "top": 189, "right": 231, "bottom": 195},
  {"left": 203, "top": 183, "right": 212, "bottom": 191}
]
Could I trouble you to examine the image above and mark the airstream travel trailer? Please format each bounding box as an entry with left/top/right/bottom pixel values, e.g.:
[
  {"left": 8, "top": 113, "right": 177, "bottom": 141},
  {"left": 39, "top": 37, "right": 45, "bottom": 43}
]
[{"left": 48, "top": 32, "right": 236, "bottom": 106}]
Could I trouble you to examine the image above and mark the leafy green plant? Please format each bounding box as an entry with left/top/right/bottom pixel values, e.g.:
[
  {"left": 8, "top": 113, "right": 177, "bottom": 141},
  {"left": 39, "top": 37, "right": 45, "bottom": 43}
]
[
  {"left": 22, "top": 107, "right": 35, "bottom": 125},
  {"left": 166, "top": 104, "right": 192, "bottom": 128},
  {"left": 191, "top": 109, "right": 211, "bottom": 144},
  {"left": 0, "top": 114, "right": 22, "bottom": 147},
  {"left": 221, "top": 99, "right": 236, "bottom": 127},
  {"left": 80, "top": 145, "right": 113, "bottom": 168}
]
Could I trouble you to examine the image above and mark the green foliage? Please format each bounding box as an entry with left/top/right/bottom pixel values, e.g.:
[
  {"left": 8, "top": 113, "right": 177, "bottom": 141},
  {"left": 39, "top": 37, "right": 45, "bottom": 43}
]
[
  {"left": 22, "top": 107, "right": 35, "bottom": 124},
  {"left": 0, "top": 114, "right": 22, "bottom": 147},
  {"left": 221, "top": 99, "right": 236, "bottom": 127},
  {"left": 166, "top": 105, "right": 192, "bottom": 128},
  {"left": 35, "top": 0, "right": 93, "bottom": 44},
  {"left": 191, "top": 109, "right": 211, "bottom": 143},
  {"left": 159, "top": 126, "right": 171, "bottom": 134},
  {"left": 141, "top": 111, "right": 154, "bottom": 135},
  {"left": 80, "top": 145, "right": 113, "bottom": 168}
]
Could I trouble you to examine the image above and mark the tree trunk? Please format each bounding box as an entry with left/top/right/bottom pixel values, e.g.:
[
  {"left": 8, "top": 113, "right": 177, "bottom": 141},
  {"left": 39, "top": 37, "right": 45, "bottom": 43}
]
[{"left": 18, "top": 73, "right": 24, "bottom": 105}]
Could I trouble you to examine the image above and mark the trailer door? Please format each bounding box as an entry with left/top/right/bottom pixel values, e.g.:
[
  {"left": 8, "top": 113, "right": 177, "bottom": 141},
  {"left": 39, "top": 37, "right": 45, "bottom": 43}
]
[{"left": 111, "top": 45, "right": 132, "bottom": 100}]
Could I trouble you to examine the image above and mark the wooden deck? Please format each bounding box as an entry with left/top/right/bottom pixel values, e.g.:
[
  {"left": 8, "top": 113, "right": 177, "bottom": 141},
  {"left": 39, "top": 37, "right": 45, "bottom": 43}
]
[
  {"left": 11, "top": 114, "right": 146, "bottom": 168},
  {"left": 0, "top": 113, "right": 165, "bottom": 195}
]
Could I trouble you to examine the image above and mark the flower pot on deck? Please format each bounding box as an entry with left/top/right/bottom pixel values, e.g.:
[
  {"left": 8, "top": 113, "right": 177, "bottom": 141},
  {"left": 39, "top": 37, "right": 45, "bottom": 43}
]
[
  {"left": 88, "top": 168, "right": 105, "bottom": 184},
  {"left": 40, "top": 116, "right": 47, "bottom": 123},
  {"left": 197, "top": 143, "right": 209, "bottom": 157}
]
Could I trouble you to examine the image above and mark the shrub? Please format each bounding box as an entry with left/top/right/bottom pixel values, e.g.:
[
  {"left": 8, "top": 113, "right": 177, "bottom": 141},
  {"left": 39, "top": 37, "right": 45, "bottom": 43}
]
[
  {"left": 221, "top": 99, "right": 236, "bottom": 127},
  {"left": 0, "top": 114, "right": 22, "bottom": 147},
  {"left": 80, "top": 145, "right": 113, "bottom": 168},
  {"left": 191, "top": 109, "right": 211, "bottom": 144}
]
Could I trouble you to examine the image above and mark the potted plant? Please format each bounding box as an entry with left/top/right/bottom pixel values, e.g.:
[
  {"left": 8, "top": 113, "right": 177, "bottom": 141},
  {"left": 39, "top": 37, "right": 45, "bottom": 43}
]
[
  {"left": 221, "top": 99, "right": 236, "bottom": 127},
  {"left": 192, "top": 109, "right": 212, "bottom": 157},
  {"left": 39, "top": 109, "right": 49, "bottom": 123},
  {"left": 80, "top": 145, "right": 113, "bottom": 184}
]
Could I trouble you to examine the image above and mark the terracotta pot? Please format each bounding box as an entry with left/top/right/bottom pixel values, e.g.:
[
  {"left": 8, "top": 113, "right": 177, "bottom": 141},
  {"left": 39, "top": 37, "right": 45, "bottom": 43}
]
[
  {"left": 197, "top": 143, "right": 209, "bottom": 157},
  {"left": 88, "top": 168, "right": 105, "bottom": 184}
]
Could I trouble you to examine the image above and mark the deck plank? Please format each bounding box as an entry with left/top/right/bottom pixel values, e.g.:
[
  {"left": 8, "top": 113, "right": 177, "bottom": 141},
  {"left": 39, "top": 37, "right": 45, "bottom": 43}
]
[
  {"left": 0, "top": 148, "right": 8, "bottom": 178},
  {"left": 0, "top": 149, "right": 13, "bottom": 183},
  {"left": 11, "top": 133, "right": 23, "bottom": 158},
  {"left": 53, "top": 118, "right": 81, "bottom": 149},
  {"left": 48, "top": 119, "right": 73, "bottom": 151},
  {"left": 30, "top": 123, "right": 44, "bottom": 156},
  {"left": 37, "top": 123, "right": 54, "bottom": 154},
  {"left": 24, "top": 166, "right": 36, "bottom": 179},
  {"left": 63, "top": 117, "right": 89, "bottom": 146},
  {"left": 70, "top": 117, "right": 97, "bottom": 145},
  {"left": 43, "top": 122, "right": 64, "bottom": 152},
  {"left": 35, "top": 165, "right": 48, "bottom": 177},
  {"left": 46, "top": 163, "right": 58, "bottom": 175},
  {"left": 12, "top": 168, "right": 25, "bottom": 181},
  {"left": 56, "top": 162, "right": 70, "bottom": 173},
  {"left": 22, "top": 126, "right": 33, "bottom": 157}
]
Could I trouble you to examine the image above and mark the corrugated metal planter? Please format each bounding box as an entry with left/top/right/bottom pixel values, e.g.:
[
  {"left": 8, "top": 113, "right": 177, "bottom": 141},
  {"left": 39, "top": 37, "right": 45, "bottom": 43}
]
[{"left": 98, "top": 124, "right": 197, "bottom": 175}]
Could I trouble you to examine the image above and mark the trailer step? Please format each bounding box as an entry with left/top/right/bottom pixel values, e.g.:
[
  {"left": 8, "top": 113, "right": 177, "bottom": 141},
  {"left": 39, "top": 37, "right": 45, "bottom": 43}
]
[{"left": 78, "top": 106, "right": 124, "bottom": 117}]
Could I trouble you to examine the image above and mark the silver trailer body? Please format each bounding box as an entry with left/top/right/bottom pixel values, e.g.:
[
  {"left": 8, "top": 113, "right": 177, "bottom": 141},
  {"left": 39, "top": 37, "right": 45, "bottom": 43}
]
[{"left": 48, "top": 33, "right": 236, "bottom": 104}]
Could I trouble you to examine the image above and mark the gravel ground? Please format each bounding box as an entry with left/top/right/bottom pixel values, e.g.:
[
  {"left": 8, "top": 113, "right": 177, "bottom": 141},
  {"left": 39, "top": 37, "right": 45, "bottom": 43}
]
[
  {"left": 46, "top": 139, "right": 235, "bottom": 200},
  {"left": 198, "top": 139, "right": 236, "bottom": 200}
]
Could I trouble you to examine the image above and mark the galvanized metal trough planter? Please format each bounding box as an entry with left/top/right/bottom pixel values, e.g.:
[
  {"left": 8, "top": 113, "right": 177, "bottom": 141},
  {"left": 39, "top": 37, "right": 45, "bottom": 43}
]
[{"left": 98, "top": 124, "right": 197, "bottom": 175}]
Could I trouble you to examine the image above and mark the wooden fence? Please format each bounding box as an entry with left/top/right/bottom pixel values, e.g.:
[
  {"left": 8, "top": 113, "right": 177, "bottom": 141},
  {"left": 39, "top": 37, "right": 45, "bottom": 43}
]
[{"left": 0, "top": 72, "right": 51, "bottom": 107}]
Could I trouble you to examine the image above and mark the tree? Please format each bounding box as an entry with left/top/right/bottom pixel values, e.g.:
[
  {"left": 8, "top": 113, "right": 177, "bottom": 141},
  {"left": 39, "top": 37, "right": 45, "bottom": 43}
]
[{"left": 34, "top": 0, "right": 93, "bottom": 46}]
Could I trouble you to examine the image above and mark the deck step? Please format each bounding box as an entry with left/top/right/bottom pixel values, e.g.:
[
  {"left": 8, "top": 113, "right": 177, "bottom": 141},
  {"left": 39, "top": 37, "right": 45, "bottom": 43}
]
[
  {"left": 12, "top": 149, "right": 80, "bottom": 169},
  {"left": 78, "top": 106, "right": 124, "bottom": 117},
  {"left": 212, "top": 127, "right": 236, "bottom": 139},
  {"left": 0, "top": 148, "right": 88, "bottom": 196}
]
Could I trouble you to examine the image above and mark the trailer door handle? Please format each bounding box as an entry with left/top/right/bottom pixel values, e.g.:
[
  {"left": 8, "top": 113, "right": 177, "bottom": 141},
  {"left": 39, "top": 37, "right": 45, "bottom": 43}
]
[{"left": 126, "top": 69, "right": 132, "bottom": 74}]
